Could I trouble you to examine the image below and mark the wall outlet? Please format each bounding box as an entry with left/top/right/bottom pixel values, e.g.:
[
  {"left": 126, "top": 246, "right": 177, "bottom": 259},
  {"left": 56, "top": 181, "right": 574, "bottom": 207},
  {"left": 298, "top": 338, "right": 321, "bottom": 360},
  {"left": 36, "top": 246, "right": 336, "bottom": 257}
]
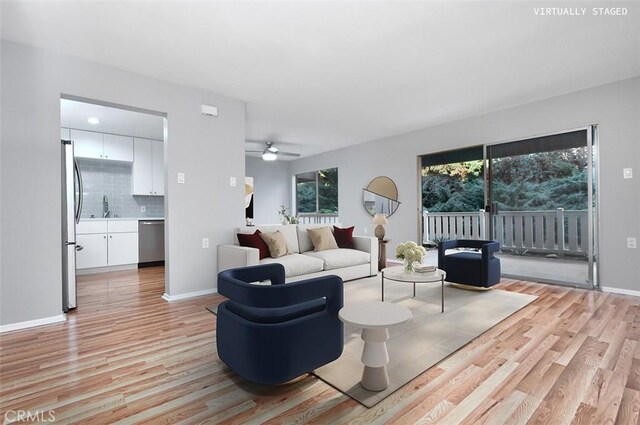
[
  {"left": 628, "top": 237, "right": 637, "bottom": 249},
  {"left": 363, "top": 227, "right": 368, "bottom": 234},
  {"left": 178, "top": 173, "right": 185, "bottom": 184},
  {"left": 202, "top": 238, "right": 210, "bottom": 249},
  {"left": 140, "top": 206, "right": 146, "bottom": 213},
  {"left": 624, "top": 168, "right": 633, "bottom": 179},
  {"left": 230, "top": 177, "right": 237, "bottom": 187}
]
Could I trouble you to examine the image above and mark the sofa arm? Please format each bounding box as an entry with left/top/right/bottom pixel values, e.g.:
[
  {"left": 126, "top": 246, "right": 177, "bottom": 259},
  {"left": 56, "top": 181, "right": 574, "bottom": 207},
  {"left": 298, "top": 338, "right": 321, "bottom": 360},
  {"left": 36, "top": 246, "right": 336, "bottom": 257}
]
[
  {"left": 217, "top": 245, "right": 260, "bottom": 272},
  {"left": 352, "top": 236, "right": 379, "bottom": 275}
]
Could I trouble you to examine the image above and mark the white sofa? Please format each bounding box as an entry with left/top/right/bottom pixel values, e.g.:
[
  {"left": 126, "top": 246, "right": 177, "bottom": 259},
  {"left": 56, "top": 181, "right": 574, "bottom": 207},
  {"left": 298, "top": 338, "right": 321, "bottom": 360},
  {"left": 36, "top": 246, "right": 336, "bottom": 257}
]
[{"left": 217, "top": 224, "right": 379, "bottom": 282}]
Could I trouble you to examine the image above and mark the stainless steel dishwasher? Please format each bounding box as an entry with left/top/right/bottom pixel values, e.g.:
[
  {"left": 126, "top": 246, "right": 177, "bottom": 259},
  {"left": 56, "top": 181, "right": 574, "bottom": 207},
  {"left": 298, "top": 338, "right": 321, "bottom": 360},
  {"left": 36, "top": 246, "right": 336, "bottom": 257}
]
[{"left": 139, "top": 220, "right": 165, "bottom": 265}]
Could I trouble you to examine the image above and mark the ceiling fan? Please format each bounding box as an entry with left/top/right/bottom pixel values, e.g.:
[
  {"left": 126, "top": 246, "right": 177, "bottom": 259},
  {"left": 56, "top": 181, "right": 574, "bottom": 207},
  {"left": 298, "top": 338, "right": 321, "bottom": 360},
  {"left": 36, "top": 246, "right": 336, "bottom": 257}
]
[{"left": 247, "top": 141, "right": 301, "bottom": 161}]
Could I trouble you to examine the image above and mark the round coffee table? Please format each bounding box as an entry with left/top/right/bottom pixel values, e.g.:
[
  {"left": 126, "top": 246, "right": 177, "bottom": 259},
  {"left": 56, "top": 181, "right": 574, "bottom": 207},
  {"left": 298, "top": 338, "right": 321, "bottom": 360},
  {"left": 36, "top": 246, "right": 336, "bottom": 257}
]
[
  {"left": 339, "top": 302, "right": 412, "bottom": 391},
  {"left": 381, "top": 266, "right": 447, "bottom": 312}
]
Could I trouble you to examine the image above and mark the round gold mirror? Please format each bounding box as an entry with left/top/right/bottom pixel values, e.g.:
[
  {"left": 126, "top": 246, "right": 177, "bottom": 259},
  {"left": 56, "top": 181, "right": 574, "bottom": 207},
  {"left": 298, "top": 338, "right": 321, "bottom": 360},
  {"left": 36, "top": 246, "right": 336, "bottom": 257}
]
[{"left": 363, "top": 176, "right": 401, "bottom": 217}]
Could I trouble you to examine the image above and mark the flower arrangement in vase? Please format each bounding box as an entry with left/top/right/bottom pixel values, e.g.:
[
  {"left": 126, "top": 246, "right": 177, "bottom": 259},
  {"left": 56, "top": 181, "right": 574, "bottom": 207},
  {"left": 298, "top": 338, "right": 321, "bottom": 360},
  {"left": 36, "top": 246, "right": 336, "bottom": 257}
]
[{"left": 396, "top": 241, "right": 427, "bottom": 273}]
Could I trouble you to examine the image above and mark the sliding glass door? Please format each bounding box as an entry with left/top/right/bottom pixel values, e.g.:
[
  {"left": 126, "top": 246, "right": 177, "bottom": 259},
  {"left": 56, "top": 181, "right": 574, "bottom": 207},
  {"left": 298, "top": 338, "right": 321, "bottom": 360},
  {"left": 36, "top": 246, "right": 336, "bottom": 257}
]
[
  {"left": 486, "top": 128, "right": 597, "bottom": 288},
  {"left": 420, "top": 127, "right": 598, "bottom": 288}
]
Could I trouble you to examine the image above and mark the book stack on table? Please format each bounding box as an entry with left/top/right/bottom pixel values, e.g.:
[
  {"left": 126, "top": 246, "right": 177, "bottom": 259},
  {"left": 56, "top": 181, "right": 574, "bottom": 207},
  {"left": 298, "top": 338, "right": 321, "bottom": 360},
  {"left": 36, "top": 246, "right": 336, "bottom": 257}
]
[{"left": 414, "top": 264, "right": 436, "bottom": 273}]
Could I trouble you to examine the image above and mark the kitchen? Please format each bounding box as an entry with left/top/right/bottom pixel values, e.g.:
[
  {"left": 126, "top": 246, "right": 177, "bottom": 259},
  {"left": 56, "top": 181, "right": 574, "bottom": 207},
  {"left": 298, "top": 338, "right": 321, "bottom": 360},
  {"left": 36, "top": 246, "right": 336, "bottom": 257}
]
[{"left": 61, "top": 98, "right": 166, "bottom": 311}]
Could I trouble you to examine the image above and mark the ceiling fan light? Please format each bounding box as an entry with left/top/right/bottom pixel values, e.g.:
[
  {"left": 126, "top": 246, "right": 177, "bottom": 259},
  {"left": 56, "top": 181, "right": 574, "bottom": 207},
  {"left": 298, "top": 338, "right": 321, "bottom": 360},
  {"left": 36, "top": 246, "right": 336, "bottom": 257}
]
[{"left": 262, "top": 151, "right": 277, "bottom": 161}]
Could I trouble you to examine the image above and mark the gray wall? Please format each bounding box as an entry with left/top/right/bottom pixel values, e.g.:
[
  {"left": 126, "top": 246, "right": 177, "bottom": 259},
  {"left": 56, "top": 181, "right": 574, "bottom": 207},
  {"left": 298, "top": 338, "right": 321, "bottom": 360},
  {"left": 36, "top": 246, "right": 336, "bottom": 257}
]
[
  {"left": 245, "top": 156, "right": 292, "bottom": 225},
  {"left": 77, "top": 158, "right": 164, "bottom": 219},
  {"left": 290, "top": 77, "right": 640, "bottom": 292},
  {"left": 1, "top": 40, "right": 245, "bottom": 326}
]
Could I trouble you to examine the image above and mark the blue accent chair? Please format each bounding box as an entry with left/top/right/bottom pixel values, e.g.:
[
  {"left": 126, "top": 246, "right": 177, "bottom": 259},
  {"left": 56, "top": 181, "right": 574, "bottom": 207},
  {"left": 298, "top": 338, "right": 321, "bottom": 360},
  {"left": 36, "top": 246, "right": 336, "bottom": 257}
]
[
  {"left": 216, "top": 263, "right": 344, "bottom": 385},
  {"left": 438, "top": 239, "right": 501, "bottom": 288}
]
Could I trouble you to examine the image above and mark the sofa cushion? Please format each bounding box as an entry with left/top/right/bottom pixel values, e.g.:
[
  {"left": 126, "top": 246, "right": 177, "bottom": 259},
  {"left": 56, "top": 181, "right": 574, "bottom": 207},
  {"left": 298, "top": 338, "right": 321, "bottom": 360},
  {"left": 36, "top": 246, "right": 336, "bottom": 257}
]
[
  {"left": 237, "top": 230, "right": 270, "bottom": 260},
  {"left": 307, "top": 226, "right": 339, "bottom": 251},
  {"left": 333, "top": 226, "right": 355, "bottom": 249},
  {"left": 236, "top": 224, "right": 300, "bottom": 253},
  {"left": 296, "top": 224, "right": 331, "bottom": 253},
  {"left": 260, "top": 230, "right": 290, "bottom": 258},
  {"left": 260, "top": 254, "right": 325, "bottom": 278},
  {"left": 303, "top": 249, "right": 371, "bottom": 271}
]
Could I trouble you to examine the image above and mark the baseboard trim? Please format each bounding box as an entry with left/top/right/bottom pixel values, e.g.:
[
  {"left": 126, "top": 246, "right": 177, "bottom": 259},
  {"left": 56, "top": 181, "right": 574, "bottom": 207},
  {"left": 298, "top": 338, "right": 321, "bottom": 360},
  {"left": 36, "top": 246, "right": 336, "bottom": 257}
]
[
  {"left": 162, "top": 288, "right": 218, "bottom": 302},
  {"left": 601, "top": 286, "right": 640, "bottom": 297},
  {"left": 0, "top": 314, "right": 67, "bottom": 333},
  {"left": 77, "top": 264, "right": 137, "bottom": 275}
]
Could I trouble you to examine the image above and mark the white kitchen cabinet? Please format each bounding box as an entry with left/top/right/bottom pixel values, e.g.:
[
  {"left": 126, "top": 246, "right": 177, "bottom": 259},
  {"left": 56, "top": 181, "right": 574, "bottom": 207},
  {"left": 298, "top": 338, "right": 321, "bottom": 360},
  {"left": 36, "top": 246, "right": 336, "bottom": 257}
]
[
  {"left": 71, "top": 129, "right": 104, "bottom": 159},
  {"left": 70, "top": 129, "right": 133, "bottom": 162},
  {"left": 133, "top": 138, "right": 153, "bottom": 195},
  {"left": 76, "top": 220, "right": 139, "bottom": 269},
  {"left": 108, "top": 232, "right": 139, "bottom": 266},
  {"left": 133, "top": 138, "right": 164, "bottom": 195},
  {"left": 103, "top": 134, "right": 134, "bottom": 161},
  {"left": 76, "top": 234, "right": 109, "bottom": 269},
  {"left": 152, "top": 140, "right": 165, "bottom": 195}
]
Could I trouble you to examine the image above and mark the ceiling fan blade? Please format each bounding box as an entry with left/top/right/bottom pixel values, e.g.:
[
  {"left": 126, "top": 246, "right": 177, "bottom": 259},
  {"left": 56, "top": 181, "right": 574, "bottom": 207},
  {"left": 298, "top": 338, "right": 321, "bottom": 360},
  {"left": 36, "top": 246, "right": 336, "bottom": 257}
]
[
  {"left": 246, "top": 150, "right": 264, "bottom": 153},
  {"left": 277, "top": 151, "right": 301, "bottom": 157}
]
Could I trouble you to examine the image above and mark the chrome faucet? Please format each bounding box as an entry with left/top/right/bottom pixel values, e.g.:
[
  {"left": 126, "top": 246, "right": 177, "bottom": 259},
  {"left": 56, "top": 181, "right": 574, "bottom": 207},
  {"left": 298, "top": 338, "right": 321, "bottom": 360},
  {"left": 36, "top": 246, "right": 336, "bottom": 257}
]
[{"left": 102, "top": 195, "right": 110, "bottom": 218}]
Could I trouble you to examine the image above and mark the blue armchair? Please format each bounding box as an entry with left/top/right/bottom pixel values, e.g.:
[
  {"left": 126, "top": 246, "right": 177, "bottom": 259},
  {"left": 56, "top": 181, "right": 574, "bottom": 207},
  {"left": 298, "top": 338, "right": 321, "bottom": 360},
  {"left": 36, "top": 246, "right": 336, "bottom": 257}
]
[
  {"left": 438, "top": 239, "right": 501, "bottom": 288},
  {"left": 216, "top": 263, "right": 344, "bottom": 385}
]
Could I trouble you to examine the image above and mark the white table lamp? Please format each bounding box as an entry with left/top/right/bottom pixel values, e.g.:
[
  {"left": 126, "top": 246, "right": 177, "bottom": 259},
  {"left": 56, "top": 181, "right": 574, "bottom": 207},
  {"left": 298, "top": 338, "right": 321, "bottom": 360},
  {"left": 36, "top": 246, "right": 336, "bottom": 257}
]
[{"left": 373, "top": 214, "right": 388, "bottom": 240}]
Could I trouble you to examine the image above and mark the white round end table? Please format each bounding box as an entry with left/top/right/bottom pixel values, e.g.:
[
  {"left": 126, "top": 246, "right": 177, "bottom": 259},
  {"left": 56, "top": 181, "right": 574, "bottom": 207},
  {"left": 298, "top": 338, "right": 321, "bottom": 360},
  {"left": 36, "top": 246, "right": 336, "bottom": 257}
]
[
  {"left": 381, "top": 266, "right": 446, "bottom": 312},
  {"left": 339, "top": 302, "right": 412, "bottom": 392}
]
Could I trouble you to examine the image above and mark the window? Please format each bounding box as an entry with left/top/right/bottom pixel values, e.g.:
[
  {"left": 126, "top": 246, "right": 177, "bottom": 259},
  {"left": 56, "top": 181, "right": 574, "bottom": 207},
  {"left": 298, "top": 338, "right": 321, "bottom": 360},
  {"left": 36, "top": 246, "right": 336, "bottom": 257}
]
[{"left": 295, "top": 168, "right": 338, "bottom": 216}]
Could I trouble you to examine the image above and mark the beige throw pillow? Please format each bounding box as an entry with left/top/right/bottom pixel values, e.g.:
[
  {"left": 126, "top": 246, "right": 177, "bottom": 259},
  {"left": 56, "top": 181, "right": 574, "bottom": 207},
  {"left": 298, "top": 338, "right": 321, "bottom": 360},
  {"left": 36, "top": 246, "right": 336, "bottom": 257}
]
[
  {"left": 260, "top": 230, "right": 290, "bottom": 258},
  {"left": 307, "top": 227, "right": 339, "bottom": 252}
]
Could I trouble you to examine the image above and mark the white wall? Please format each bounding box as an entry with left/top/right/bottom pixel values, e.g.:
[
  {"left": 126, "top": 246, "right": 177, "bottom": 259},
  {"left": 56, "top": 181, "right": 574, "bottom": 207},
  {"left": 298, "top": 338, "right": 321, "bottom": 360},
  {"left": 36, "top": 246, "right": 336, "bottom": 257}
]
[
  {"left": 245, "top": 156, "right": 291, "bottom": 225},
  {"left": 290, "top": 77, "right": 640, "bottom": 292},
  {"left": 0, "top": 41, "right": 246, "bottom": 326}
]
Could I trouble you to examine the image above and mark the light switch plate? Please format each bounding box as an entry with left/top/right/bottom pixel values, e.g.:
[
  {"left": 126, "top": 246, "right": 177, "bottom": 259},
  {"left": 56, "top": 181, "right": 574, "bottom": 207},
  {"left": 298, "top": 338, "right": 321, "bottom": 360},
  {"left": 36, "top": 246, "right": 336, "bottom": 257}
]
[
  {"left": 141, "top": 206, "right": 146, "bottom": 213},
  {"left": 628, "top": 237, "right": 637, "bottom": 249},
  {"left": 230, "top": 177, "right": 237, "bottom": 187},
  {"left": 178, "top": 173, "right": 185, "bottom": 184},
  {"left": 624, "top": 168, "right": 633, "bottom": 179},
  {"left": 363, "top": 227, "right": 368, "bottom": 234},
  {"left": 202, "top": 238, "right": 210, "bottom": 249}
]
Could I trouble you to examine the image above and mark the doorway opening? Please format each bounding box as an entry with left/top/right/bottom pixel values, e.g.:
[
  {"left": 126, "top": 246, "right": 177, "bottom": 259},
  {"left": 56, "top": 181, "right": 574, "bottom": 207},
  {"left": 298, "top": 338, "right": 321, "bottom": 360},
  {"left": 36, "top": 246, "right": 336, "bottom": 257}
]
[
  {"left": 60, "top": 95, "right": 168, "bottom": 312},
  {"left": 420, "top": 127, "right": 598, "bottom": 288}
]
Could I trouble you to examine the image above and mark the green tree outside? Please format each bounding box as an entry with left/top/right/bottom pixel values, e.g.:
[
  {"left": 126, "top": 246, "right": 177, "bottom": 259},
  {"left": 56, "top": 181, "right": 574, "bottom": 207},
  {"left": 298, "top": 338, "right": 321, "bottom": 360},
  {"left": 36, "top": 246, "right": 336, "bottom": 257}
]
[{"left": 422, "top": 148, "right": 588, "bottom": 212}]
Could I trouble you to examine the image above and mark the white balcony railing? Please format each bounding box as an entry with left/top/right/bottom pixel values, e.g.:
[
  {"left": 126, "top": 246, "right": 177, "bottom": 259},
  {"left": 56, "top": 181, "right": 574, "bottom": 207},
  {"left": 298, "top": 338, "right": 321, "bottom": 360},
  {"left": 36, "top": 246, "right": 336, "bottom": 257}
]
[
  {"left": 297, "top": 213, "right": 339, "bottom": 225},
  {"left": 423, "top": 209, "right": 589, "bottom": 256}
]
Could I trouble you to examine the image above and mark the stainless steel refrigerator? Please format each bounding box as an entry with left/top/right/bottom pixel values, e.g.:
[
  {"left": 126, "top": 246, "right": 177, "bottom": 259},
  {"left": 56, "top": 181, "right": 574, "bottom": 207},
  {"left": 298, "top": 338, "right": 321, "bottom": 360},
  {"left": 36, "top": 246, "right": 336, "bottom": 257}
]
[{"left": 61, "top": 138, "right": 83, "bottom": 311}]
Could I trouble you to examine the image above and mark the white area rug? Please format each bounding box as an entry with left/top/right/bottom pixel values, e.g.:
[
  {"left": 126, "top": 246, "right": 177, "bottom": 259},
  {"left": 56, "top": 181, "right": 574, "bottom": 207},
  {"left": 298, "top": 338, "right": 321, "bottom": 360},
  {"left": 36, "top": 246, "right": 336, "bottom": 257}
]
[{"left": 313, "top": 275, "right": 537, "bottom": 407}]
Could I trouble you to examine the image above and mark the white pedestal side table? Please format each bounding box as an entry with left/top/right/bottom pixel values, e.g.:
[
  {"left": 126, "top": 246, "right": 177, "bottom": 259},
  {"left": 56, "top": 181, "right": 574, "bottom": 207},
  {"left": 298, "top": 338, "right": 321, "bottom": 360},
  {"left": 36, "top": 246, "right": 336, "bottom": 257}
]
[{"left": 339, "top": 302, "right": 412, "bottom": 391}]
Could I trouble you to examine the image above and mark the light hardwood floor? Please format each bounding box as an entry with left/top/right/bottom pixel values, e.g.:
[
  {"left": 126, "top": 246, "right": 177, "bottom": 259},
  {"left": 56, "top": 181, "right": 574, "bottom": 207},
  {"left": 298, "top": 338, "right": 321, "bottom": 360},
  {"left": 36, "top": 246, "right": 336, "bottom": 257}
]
[{"left": 1, "top": 266, "right": 639, "bottom": 424}]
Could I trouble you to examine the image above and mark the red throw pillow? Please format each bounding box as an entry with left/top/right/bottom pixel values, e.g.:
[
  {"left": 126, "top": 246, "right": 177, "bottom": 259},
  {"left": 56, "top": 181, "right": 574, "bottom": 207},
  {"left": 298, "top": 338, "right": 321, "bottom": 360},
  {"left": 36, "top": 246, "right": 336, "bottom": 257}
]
[
  {"left": 333, "top": 226, "right": 355, "bottom": 249},
  {"left": 237, "top": 230, "right": 270, "bottom": 260}
]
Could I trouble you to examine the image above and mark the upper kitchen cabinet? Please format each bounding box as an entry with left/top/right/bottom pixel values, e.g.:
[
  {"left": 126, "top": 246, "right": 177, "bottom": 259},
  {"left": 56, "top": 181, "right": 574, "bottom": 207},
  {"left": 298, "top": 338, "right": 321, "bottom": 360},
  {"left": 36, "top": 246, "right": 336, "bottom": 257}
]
[
  {"left": 133, "top": 138, "right": 164, "bottom": 196},
  {"left": 70, "top": 129, "right": 133, "bottom": 161},
  {"left": 71, "top": 129, "right": 103, "bottom": 159},
  {"left": 103, "top": 134, "right": 134, "bottom": 161},
  {"left": 152, "top": 141, "right": 165, "bottom": 196}
]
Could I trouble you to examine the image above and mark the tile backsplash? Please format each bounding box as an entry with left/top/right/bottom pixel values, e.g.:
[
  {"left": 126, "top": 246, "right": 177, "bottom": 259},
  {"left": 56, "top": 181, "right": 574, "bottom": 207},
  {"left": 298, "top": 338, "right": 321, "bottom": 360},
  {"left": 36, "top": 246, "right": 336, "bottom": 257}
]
[{"left": 78, "top": 158, "right": 164, "bottom": 219}]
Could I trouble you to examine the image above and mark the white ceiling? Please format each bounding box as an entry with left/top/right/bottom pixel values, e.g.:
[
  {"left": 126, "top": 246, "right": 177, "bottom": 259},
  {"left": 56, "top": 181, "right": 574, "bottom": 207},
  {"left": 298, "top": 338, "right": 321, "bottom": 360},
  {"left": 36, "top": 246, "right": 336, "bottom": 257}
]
[
  {"left": 3, "top": 1, "right": 640, "bottom": 159},
  {"left": 61, "top": 99, "right": 165, "bottom": 140}
]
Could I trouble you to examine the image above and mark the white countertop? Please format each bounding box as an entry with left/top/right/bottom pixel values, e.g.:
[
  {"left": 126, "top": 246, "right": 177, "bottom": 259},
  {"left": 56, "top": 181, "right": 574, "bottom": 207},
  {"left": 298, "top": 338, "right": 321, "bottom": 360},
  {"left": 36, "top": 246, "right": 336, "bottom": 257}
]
[{"left": 80, "top": 217, "right": 164, "bottom": 221}]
